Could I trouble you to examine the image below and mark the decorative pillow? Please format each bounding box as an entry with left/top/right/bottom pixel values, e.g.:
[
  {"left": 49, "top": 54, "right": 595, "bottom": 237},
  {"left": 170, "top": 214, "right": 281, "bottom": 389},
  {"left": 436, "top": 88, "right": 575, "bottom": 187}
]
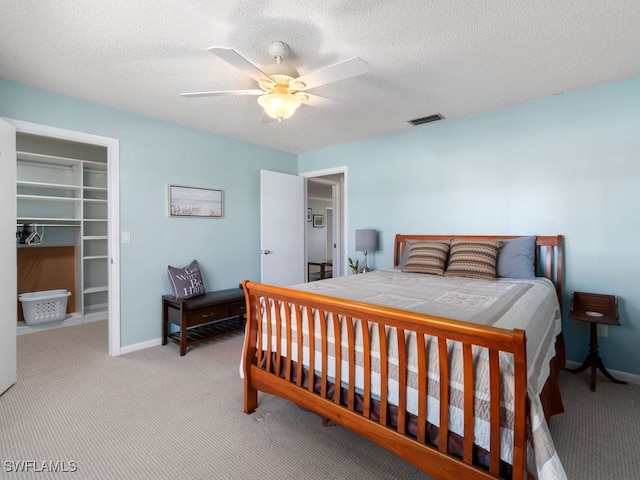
[
  {"left": 167, "top": 260, "right": 206, "bottom": 299},
  {"left": 401, "top": 241, "right": 450, "bottom": 275},
  {"left": 444, "top": 239, "right": 502, "bottom": 281},
  {"left": 497, "top": 236, "right": 537, "bottom": 279}
]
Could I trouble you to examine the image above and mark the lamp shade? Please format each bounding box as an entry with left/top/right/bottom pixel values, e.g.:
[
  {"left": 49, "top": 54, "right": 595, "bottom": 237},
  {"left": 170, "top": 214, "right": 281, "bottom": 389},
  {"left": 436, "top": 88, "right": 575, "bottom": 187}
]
[{"left": 355, "top": 229, "right": 377, "bottom": 252}]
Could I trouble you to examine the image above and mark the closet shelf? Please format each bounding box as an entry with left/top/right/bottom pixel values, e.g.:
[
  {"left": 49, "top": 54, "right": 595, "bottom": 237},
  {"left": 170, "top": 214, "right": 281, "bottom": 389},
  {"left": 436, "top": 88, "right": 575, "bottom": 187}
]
[
  {"left": 17, "top": 194, "right": 81, "bottom": 202},
  {"left": 83, "top": 255, "right": 108, "bottom": 261},
  {"left": 17, "top": 180, "right": 80, "bottom": 191},
  {"left": 83, "top": 286, "right": 108, "bottom": 294},
  {"left": 84, "top": 162, "right": 107, "bottom": 171},
  {"left": 17, "top": 151, "right": 82, "bottom": 168},
  {"left": 17, "top": 138, "right": 109, "bottom": 322}
]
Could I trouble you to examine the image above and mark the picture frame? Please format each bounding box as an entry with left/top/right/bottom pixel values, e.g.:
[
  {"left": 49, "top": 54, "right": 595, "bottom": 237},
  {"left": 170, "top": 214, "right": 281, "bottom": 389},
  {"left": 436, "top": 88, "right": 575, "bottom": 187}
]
[
  {"left": 312, "top": 214, "right": 324, "bottom": 228},
  {"left": 307, "top": 208, "right": 312, "bottom": 222},
  {"left": 169, "top": 185, "right": 223, "bottom": 218}
]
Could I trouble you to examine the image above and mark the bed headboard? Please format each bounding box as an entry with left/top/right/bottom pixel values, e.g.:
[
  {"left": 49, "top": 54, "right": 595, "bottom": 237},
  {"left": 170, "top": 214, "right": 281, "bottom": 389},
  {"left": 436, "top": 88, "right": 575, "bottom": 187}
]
[{"left": 393, "top": 234, "right": 564, "bottom": 304}]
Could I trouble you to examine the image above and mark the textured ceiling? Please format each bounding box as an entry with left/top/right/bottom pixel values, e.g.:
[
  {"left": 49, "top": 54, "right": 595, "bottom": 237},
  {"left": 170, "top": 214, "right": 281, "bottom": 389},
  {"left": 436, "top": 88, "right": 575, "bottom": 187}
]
[{"left": 2, "top": 1, "right": 640, "bottom": 154}]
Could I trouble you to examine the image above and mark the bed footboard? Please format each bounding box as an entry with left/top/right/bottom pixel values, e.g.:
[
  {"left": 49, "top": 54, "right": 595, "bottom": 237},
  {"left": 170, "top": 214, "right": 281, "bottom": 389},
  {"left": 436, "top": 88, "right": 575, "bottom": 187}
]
[{"left": 241, "top": 280, "right": 529, "bottom": 480}]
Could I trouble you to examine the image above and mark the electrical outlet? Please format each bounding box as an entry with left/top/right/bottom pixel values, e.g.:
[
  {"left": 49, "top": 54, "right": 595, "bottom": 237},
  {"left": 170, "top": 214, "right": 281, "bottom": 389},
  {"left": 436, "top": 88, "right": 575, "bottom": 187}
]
[{"left": 597, "top": 324, "right": 608, "bottom": 338}]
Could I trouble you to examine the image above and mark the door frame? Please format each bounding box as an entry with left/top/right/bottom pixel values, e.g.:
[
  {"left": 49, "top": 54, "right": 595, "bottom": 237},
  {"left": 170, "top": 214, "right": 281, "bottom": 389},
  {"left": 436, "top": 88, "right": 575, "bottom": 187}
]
[
  {"left": 0, "top": 118, "right": 17, "bottom": 395},
  {"left": 324, "top": 207, "right": 333, "bottom": 263},
  {"left": 301, "top": 167, "right": 347, "bottom": 277},
  {"left": 4, "top": 118, "right": 121, "bottom": 356}
]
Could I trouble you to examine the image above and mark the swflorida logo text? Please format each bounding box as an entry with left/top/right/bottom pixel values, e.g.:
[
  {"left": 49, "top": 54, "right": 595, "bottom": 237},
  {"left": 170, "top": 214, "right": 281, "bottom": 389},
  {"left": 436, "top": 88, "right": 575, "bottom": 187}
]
[{"left": 4, "top": 460, "right": 78, "bottom": 473}]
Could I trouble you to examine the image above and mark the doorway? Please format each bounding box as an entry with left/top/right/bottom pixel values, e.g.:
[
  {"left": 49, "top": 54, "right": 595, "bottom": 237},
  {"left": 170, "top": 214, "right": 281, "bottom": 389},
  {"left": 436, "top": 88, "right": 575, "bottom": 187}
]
[
  {"left": 8, "top": 118, "right": 121, "bottom": 356},
  {"left": 303, "top": 167, "right": 346, "bottom": 279}
]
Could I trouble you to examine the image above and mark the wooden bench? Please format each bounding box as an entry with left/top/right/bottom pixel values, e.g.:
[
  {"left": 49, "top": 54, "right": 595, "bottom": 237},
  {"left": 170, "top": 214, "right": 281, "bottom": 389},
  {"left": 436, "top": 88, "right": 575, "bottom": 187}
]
[{"left": 162, "top": 287, "right": 245, "bottom": 356}]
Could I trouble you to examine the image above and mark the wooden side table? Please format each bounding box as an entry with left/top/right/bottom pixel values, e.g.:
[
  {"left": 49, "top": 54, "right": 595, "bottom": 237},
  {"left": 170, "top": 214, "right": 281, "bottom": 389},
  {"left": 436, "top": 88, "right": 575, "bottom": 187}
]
[
  {"left": 307, "top": 261, "right": 332, "bottom": 282},
  {"left": 566, "top": 291, "right": 627, "bottom": 391}
]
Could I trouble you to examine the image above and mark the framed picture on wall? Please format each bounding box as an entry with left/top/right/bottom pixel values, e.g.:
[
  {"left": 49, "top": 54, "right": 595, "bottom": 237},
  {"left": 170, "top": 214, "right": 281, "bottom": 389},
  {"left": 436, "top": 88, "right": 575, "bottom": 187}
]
[
  {"left": 312, "top": 214, "right": 324, "bottom": 228},
  {"left": 307, "top": 208, "right": 312, "bottom": 222},
  {"left": 169, "top": 185, "right": 223, "bottom": 218}
]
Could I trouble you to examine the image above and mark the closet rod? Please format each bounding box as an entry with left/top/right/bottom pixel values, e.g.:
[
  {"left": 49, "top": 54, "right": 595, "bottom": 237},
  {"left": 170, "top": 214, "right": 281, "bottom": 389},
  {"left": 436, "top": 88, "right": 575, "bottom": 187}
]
[
  {"left": 16, "top": 223, "right": 81, "bottom": 228},
  {"left": 17, "top": 160, "right": 77, "bottom": 171}
]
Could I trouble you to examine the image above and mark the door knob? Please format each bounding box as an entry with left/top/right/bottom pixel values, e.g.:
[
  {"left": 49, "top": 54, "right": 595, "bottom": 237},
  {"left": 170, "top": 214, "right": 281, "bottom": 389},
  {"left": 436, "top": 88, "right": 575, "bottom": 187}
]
[{"left": 263, "top": 250, "right": 271, "bottom": 255}]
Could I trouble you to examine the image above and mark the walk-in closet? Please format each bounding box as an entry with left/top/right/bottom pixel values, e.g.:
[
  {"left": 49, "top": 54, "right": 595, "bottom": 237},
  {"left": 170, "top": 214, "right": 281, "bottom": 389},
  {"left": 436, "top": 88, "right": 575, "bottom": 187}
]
[{"left": 16, "top": 133, "right": 109, "bottom": 332}]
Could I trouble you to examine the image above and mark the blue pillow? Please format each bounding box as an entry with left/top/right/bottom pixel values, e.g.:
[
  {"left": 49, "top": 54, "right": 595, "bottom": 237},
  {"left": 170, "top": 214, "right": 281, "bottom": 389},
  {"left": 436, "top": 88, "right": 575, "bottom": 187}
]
[
  {"left": 497, "top": 236, "right": 536, "bottom": 279},
  {"left": 398, "top": 240, "right": 414, "bottom": 267}
]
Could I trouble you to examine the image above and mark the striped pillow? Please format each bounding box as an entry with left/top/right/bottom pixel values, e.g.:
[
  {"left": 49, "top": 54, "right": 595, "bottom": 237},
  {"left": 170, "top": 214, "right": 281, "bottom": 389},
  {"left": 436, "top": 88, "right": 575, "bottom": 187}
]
[
  {"left": 444, "top": 239, "right": 502, "bottom": 281},
  {"left": 402, "top": 241, "right": 450, "bottom": 275}
]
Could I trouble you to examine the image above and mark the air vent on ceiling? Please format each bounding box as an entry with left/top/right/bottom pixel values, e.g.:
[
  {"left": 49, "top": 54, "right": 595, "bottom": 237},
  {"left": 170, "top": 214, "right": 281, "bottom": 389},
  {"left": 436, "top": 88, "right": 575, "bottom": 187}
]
[{"left": 407, "top": 114, "right": 444, "bottom": 126}]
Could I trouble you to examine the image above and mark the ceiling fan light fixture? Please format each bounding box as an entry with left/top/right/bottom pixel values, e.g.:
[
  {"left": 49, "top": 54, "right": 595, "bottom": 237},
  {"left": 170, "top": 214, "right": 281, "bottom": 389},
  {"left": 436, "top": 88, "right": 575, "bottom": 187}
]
[
  {"left": 258, "top": 92, "right": 302, "bottom": 121},
  {"left": 183, "top": 42, "right": 370, "bottom": 122}
]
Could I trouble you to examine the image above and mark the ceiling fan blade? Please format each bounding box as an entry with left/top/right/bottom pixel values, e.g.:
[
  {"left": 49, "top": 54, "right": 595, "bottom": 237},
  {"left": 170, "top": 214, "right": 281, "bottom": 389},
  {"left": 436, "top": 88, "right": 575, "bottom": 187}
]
[
  {"left": 181, "top": 89, "right": 264, "bottom": 98},
  {"left": 294, "top": 57, "right": 369, "bottom": 90},
  {"left": 208, "top": 46, "right": 273, "bottom": 83},
  {"left": 301, "top": 93, "right": 341, "bottom": 108}
]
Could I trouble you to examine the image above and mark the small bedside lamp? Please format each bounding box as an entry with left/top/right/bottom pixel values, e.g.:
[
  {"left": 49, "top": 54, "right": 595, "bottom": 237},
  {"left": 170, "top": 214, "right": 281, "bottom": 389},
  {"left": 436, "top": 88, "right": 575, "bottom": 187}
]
[{"left": 355, "top": 229, "right": 377, "bottom": 273}]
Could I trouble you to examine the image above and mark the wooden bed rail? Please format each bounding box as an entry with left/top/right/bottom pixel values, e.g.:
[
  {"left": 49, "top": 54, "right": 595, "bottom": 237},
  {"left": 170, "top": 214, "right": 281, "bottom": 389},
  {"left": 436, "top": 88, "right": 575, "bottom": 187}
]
[{"left": 242, "top": 280, "right": 529, "bottom": 480}]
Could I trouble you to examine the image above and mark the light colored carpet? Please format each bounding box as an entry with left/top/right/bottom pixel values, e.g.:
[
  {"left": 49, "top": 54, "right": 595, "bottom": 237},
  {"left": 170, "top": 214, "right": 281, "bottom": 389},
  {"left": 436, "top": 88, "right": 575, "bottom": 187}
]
[{"left": 1, "top": 320, "right": 639, "bottom": 479}]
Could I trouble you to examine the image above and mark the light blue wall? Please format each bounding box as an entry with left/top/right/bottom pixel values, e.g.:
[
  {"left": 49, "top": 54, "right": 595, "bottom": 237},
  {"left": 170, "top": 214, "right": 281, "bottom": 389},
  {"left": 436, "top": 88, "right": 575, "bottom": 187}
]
[
  {"left": 3, "top": 75, "right": 640, "bottom": 376},
  {"left": 0, "top": 78, "right": 296, "bottom": 347},
  {"left": 299, "top": 76, "right": 640, "bottom": 376}
]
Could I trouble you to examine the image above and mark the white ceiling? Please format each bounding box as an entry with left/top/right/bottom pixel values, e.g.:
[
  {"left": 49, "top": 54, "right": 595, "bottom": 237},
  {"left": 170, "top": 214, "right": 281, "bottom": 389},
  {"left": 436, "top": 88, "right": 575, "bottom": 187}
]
[{"left": 2, "top": 1, "right": 640, "bottom": 154}]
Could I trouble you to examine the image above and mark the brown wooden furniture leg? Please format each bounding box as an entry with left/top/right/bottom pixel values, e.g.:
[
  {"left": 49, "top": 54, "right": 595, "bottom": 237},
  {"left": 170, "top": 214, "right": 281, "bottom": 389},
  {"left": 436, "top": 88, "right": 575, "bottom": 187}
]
[
  {"left": 566, "top": 322, "right": 627, "bottom": 392},
  {"left": 180, "top": 299, "right": 188, "bottom": 356},
  {"left": 162, "top": 298, "right": 169, "bottom": 345}
]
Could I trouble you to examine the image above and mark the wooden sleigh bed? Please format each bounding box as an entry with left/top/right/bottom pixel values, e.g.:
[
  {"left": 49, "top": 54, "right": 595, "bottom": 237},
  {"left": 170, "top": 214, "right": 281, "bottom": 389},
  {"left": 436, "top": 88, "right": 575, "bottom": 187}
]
[{"left": 241, "top": 234, "right": 567, "bottom": 480}]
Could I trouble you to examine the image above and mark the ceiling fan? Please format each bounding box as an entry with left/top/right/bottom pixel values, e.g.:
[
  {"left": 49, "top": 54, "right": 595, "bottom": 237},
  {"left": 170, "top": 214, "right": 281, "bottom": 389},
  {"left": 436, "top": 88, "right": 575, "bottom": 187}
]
[{"left": 181, "top": 41, "right": 369, "bottom": 121}]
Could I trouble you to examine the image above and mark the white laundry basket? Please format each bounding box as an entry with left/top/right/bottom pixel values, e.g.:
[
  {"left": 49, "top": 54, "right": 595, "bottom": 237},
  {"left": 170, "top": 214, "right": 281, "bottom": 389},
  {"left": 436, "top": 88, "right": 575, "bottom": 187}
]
[{"left": 18, "top": 289, "right": 72, "bottom": 325}]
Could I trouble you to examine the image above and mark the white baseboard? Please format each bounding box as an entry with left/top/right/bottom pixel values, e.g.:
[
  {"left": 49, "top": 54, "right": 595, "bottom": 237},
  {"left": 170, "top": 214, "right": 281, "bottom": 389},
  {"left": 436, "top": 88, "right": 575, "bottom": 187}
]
[
  {"left": 565, "top": 360, "right": 640, "bottom": 385},
  {"left": 120, "top": 337, "right": 163, "bottom": 355},
  {"left": 17, "top": 313, "right": 106, "bottom": 335}
]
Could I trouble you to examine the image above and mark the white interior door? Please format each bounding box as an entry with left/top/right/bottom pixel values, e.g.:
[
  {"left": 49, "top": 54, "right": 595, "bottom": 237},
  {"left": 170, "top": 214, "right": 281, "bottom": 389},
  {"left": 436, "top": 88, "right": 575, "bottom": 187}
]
[
  {"left": 260, "top": 170, "right": 305, "bottom": 286},
  {"left": 0, "top": 119, "right": 17, "bottom": 395}
]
